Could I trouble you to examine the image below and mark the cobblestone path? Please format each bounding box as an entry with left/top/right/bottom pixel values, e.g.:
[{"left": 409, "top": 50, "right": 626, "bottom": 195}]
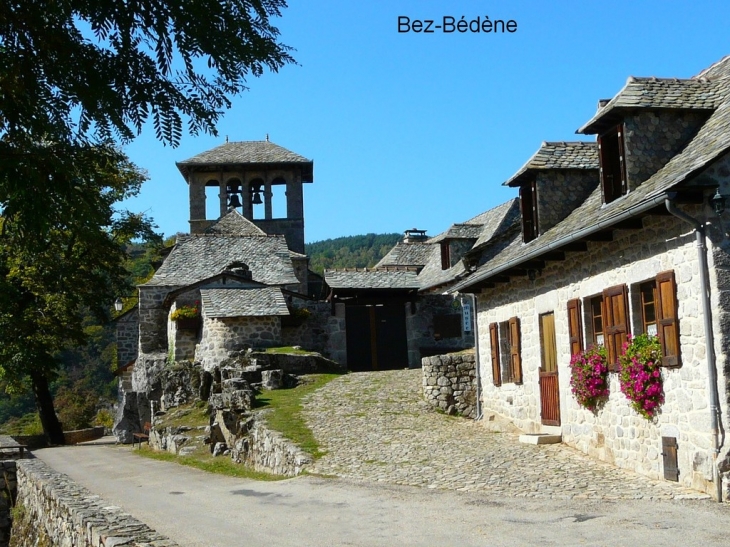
[{"left": 302, "top": 369, "right": 709, "bottom": 500}]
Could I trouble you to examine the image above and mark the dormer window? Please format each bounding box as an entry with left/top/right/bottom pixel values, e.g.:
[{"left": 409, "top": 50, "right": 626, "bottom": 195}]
[
  {"left": 519, "top": 180, "right": 538, "bottom": 243},
  {"left": 440, "top": 241, "right": 450, "bottom": 270},
  {"left": 598, "top": 124, "right": 627, "bottom": 204}
]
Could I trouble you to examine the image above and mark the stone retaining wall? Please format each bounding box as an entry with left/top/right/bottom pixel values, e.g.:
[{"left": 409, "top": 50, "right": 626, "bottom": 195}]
[
  {"left": 235, "top": 419, "right": 312, "bottom": 476},
  {"left": 10, "top": 459, "right": 178, "bottom": 546},
  {"left": 0, "top": 461, "right": 16, "bottom": 547},
  {"left": 422, "top": 351, "right": 477, "bottom": 418}
]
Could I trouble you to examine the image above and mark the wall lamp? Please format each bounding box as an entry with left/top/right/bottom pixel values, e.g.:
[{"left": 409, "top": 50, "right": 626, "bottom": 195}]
[
  {"left": 711, "top": 188, "right": 726, "bottom": 216},
  {"left": 114, "top": 298, "right": 124, "bottom": 312}
]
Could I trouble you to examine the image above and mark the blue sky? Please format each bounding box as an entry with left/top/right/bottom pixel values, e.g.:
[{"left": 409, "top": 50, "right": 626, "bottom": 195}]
[{"left": 121, "top": 0, "right": 730, "bottom": 243}]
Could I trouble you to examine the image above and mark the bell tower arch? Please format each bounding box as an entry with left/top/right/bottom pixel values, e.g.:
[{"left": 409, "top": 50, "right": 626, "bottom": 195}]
[{"left": 176, "top": 139, "right": 313, "bottom": 254}]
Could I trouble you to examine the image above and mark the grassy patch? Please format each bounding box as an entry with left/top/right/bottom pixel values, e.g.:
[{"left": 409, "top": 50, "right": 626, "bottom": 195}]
[
  {"left": 255, "top": 373, "right": 342, "bottom": 459},
  {"left": 135, "top": 444, "right": 287, "bottom": 481},
  {"left": 264, "top": 346, "right": 317, "bottom": 355},
  {"left": 157, "top": 402, "right": 210, "bottom": 429}
]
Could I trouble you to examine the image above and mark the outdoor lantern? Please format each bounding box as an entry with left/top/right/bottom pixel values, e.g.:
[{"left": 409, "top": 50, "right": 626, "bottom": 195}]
[
  {"left": 711, "top": 188, "right": 726, "bottom": 216},
  {"left": 114, "top": 298, "right": 123, "bottom": 312},
  {"left": 228, "top": 193, "right": 242, "bottom": 208}
]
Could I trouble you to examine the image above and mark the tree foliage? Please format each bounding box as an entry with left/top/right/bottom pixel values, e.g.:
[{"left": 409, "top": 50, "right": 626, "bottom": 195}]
[
  {"left": 0, "top": 144, "right": 160, "bottom": 442},
  {"left": 0, "top": 0, "right": 294, "bottom": 147},
  {"left": 306, "top": 233, "right": 401, "bottom": 274}
]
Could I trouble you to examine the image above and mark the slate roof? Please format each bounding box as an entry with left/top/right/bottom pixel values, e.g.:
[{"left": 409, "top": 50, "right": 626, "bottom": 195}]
[
  {"left": 145, "top": 234, "right": 299, "bottom": 287},
  {"left": 204, "top": 210, "right": 267, "bottom": 236},
  {"left": 503, "top": 142, "right": 599, "bottom": 187},
  {"left": 375, "top": 240, "right": 431, "bottom": 269},
  {"left": 325, "top": 269, "right": 420, "bottom": 290},
  {"left": 178, "top": 140, "right": 311, "bottom": 166},
  {"left": 579, "top": 77, "right": 722, "bottom": 134},
  {"left": 454, "top": 65, "right": 730, "bottom": 292},
  {"left": 200, "top": 287, "right": 289, "bottom": 318},
  {"left": 417, "top": 199, "right": 520, "bottom": 292}
]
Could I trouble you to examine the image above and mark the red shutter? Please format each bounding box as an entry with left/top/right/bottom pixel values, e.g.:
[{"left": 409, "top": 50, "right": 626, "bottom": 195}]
[
  {"left": 509, "top": 317, "right": 522, "bottom": 384},
  {"left": 567, "top": 299, "right": 584, "bottom": 356},
  {"left": 656, "top": 270, "right": 681, "bottom": 368},
  {"left": 489, "top": 323, "right": 501, "bottom": 387},
  {"left": 603, "top": 284, "right": 630, "bottom": 371}
]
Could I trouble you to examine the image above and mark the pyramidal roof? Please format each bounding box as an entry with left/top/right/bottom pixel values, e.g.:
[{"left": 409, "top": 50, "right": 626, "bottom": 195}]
[
  {"left": 205, "top": 210, "right": 267, "bottom": 236},
  {"left": 177, "top": 140, "right": 311, "bottom": 167}
]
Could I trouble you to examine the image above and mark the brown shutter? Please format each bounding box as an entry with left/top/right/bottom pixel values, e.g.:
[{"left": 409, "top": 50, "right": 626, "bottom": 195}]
[
  {"left": 603, "top": 284, "right": 630, "bottom": 371},
  {"left": 566, "top": 299, "right": 583, "bottom": 356},
  {"left": 489, "top": 322, "right": 501, "bottom": 387},
  {"left": 656, "top": 270, "right": 681, "bottom": 368},
  {"left": 531, "top": 180, "right": 539, "bottom": 237},
  {"left": 508, "top": 317, "right": 522, "bottom": 384},
  {"left": 440, "top": 241, "right": 450, "bottom": 270}
]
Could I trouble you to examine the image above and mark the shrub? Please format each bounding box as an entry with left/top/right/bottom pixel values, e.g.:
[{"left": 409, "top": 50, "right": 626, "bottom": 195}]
[
  {"left": 171, "top": 301, "right": 200, "bottom": 321},
  {"left": 569, "top": 345, "right": 610, "bottom": 412},
  {"left": 618, "top": 334, "right": 664, "bottom": 420}
]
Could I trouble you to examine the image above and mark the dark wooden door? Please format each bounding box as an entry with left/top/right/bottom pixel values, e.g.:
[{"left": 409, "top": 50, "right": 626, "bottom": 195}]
[
  {"left": 345, "top": 305, "right": 373, "bottom": 372},
  {"left": 345, "top": 304, "right": 408, "bottom": 371},
  {"left": 539, "top": 313, "right": 561, "bottom": 426}
]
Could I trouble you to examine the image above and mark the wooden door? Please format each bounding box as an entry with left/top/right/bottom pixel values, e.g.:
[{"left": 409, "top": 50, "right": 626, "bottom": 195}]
[
  {"left": 539, "top": 313, "right": 561, "bottom": 426},
  {"left": 345, "top": 304, "right": 408, "bottom": 371},
  {"left": 345, "top": 305, "right": 373, "bottom": 372}
]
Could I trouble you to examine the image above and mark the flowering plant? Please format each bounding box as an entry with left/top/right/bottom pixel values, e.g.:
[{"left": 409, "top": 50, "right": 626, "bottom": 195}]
[
  {"left": 170, "top": 301, "right": 200, "bottom": 321},
  {"left": 569, "top": 345, "right": 610, "bottom": 412},
  {"left": 618, "top": 334, "right": 664, "bottom": 420}
]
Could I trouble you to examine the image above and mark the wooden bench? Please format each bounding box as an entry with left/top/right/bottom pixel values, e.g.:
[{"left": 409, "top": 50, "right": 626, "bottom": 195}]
[
  {"left": 0, "top": 435, "right": 27, "bottom": 459},
  {"left": 132, "top": 422, "right": 151, "bottom": 449}
]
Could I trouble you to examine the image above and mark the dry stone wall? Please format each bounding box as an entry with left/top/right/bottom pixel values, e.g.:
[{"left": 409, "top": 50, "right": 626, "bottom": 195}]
[
  {"left": 10, "top": 459, "right": 178, "bottom": 546},
  {"left": 196, "top": 316, "right": 281, "bottom": 370},
  {"left": 422, "top": 351, "right": 477, "bottom": 418},
  {"left": 407, "top": 295, "right": 474, "bottom": 367}
]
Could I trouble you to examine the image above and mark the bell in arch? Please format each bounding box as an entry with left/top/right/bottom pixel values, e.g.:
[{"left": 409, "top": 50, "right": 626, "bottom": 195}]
[{"left": 228, "top": 193, "right": 242, "bottom": 208}]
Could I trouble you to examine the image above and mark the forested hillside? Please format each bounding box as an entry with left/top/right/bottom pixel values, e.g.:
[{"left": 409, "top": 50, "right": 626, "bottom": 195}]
[{"left": 306, "top": 233, "right": 401, "bottom": 274}]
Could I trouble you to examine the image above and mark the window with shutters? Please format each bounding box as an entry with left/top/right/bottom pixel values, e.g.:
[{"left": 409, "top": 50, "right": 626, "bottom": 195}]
[
  {"left": 519, "top": 180, "right": 538, "bottom": 243},
  {"left": 598, "top": 125, "right": 627, "bottom": 204},
  {"left": 585, "top": 295, "right": 605, "bottom": 347},
  {"left": 489, "top": 318, "right": 523, "bottom": 385},
  {"left": 633, "top": 271, "right": 681, "bottom": 368}
]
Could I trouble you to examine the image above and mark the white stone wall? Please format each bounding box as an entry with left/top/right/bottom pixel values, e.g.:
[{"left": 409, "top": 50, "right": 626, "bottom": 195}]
[
  {"left": 195, "top": 315, "right": 281, "bottom": 370},
  {"left": 476, "top": 209, "right": 729, "bottom": 496}
]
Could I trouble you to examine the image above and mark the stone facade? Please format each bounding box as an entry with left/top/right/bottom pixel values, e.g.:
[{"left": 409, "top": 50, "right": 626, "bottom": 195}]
[
  {"left": 114, "top": 308, "right": 139, "bottom": 367},
  {"left": 138, "top": 286, "right": 174, "bottom": 354},
  {"left": 406, "top": 295, "right": 474, "bottom": 367},
  {"left": 280, "top": 302, "right": 347, "bottom": 364},
  {"left": 10, "top": 459, "right": 177, "bottom": 546},
  {"left": 535, "top": 170, "right": 597, "bottom": 235},
  {"left": 623, "top": 111, "right": 708, "bottom": 191},
  {"left": 422, "top": 351, "right": 477, "bottom": 418},
  {"left": 476, "top": 205, "right": 729, "bottom": 497},
  {"left": 195, "top": 316, "right": 281, "bottom": 370}
]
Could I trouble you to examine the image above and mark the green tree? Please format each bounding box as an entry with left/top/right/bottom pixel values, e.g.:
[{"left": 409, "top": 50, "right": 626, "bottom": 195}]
[
  {"left": 0, "top": 0, "right": 294, "bottom": 147},
  {"left": 0, "top": 144, "right": 159, "bottom": 444}
]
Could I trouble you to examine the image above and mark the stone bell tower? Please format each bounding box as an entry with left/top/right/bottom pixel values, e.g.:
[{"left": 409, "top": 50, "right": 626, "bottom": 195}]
[{"left": 175, "top": 138, "right": 314, "bottom": 254}]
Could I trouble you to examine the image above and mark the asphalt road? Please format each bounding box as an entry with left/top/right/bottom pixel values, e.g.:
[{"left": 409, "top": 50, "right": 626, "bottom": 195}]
[{"left": 35, "top": 442, "right": 730, "bottom": 547}]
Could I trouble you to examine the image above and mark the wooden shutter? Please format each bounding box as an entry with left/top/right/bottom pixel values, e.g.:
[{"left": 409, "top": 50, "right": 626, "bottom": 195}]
[
  {"left": 603, "top": 284, "right": 630, "bottom": 371},
  {"left": 440, "top": 241, "right": 450, "bottom": 270},
  {"left": 566, "top": 299, "right": 584, "bottom": 356},
  {"left": 489, "top": 323, "right": 501, "bottom": 387},
  {"left": 656, "top": 270, "right": 681, "bottom": 368},
  {"left": 617, "top": 125, "right": 627, "bottom": 195},
  {"left": 508, "top": 317, "right": 522, "bottom": 384}
]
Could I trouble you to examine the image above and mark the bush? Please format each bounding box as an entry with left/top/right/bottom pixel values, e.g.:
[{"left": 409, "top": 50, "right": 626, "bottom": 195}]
[
  {"left": 569, "top": 345, "right": 609, "bottom": 412},
  {"left": 618, "top": 334, "right": 664, "bottom": 420}
]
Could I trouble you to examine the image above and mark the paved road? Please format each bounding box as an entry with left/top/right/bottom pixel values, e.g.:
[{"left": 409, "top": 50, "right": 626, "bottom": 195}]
[{"left": 35, "top": 443, "right": 730, "bottom": 546}]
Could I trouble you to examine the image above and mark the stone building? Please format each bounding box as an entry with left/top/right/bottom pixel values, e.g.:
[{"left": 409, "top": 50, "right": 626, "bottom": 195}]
[
  {"left": 451, "top": 56, "right": 730, "bottom": 499},
  {"left": 114, "top": 140, "right": 332, "bottom": 440}
]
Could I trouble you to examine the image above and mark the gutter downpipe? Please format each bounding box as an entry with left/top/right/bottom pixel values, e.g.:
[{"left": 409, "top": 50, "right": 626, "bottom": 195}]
[
  {"left": 665, "top": 195, "right": 723, "bottom": 503},
  {"left": 464, "top": 292, "right": 482, "bottom": 420}
]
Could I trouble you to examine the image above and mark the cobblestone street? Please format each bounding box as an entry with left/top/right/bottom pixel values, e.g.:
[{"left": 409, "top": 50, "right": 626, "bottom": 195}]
[{"left": 303, "top": 369, "right": 709, "bottom": 500}]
